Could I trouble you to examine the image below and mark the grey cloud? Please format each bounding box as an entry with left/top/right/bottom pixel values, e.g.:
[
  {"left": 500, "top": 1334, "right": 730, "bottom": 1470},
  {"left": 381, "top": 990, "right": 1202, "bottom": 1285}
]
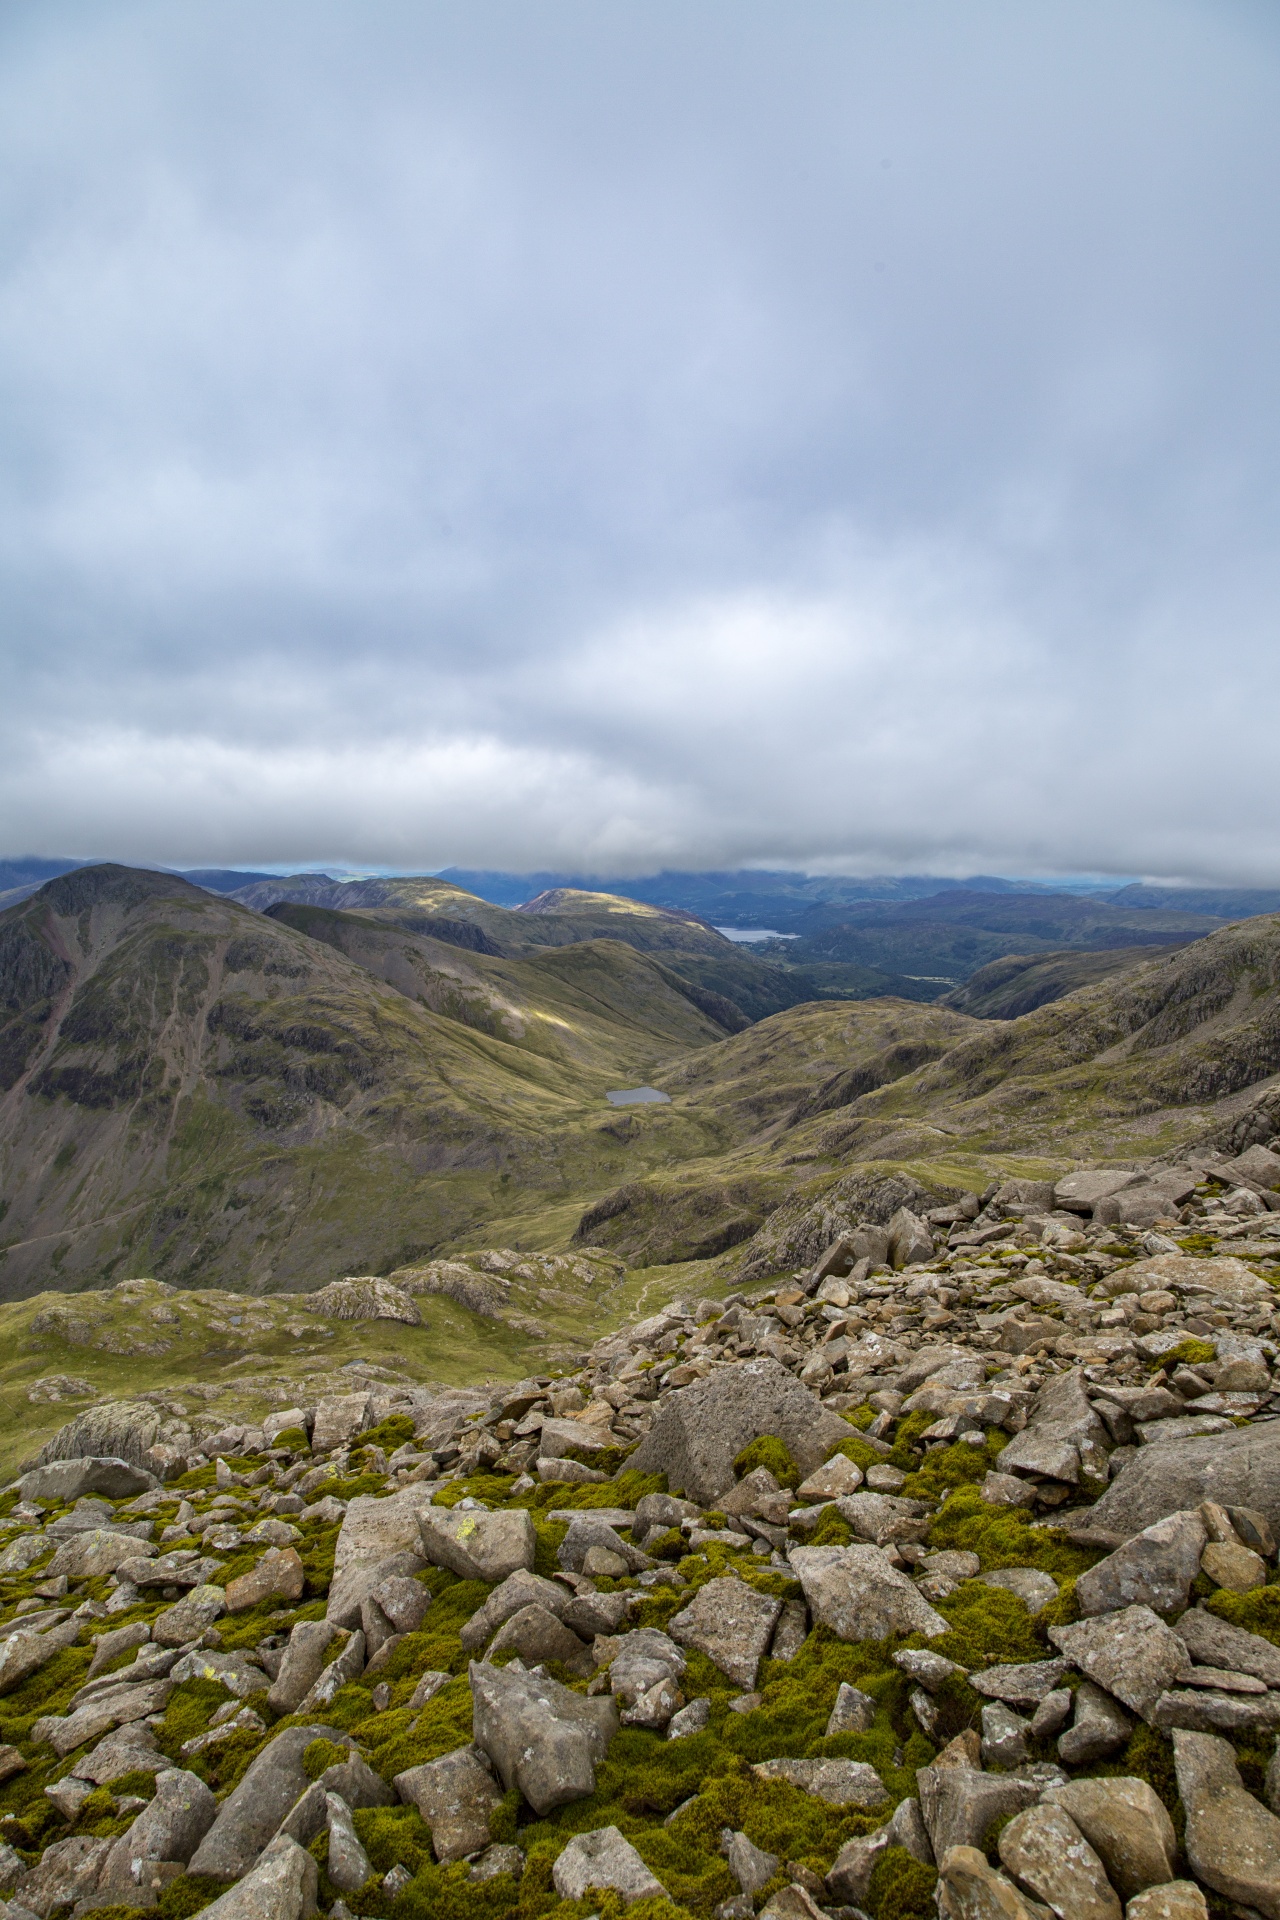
[{"left": 2, "top": 1, "right": 1279, "bottom": 878}]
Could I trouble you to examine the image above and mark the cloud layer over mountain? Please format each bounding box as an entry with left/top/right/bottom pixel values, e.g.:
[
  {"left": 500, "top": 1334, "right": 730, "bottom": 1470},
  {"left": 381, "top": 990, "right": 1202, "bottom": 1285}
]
[{"left": 3, "top": 1, "right": 1278, "bottom": 879}]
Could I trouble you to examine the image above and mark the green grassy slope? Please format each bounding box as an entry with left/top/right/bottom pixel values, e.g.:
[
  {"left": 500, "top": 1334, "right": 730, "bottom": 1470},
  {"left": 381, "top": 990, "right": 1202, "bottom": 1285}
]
[{"left": 940, "top": 942, "right": 1191, "bottom": 1018}]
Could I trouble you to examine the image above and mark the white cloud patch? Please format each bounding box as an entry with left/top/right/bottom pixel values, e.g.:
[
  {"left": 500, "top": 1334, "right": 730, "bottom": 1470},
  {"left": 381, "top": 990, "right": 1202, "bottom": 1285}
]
[{"left": 2, "top": 0, "right": 1279, "bottom": 880}]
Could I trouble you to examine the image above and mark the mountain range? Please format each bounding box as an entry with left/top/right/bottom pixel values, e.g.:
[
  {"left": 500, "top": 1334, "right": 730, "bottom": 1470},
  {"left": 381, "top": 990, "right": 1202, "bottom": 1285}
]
[{"left": 4, "top": 861, "right": 1280, "bottom": 1345}]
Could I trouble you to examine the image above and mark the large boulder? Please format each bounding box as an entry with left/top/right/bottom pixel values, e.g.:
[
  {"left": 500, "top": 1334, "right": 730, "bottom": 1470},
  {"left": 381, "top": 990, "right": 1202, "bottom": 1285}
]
[
  {"left": 459, "top": 1570, "right": 572, "bottom": 1652},
  {"left": 184, "top": 1835, "right": 317, "bottom": 1920},
  {"left": 1074, "top": 1510, "right": 1206, "bottom": 1617},
  {"left": 417, "top": 1507, "right": 536, "bottom": 1582},
  {"left": 1174, "top": 1728, "right": 1280, "bottom": 1918},
  {"left": 86, "top": 1768, "right": 217, "bottom": 1910},
  {"left": 16, "top": 1458, "right": 157, "bottom": 1503},
  {"left": 789, "top": 1545, "right": 949, "bottom": 1642},
  {"left": 469, "top": 1661, "right": 617, "bottom": 1815},
  {"left": 394, "top": 1748, "right": 502, "bottom": 1863},
  {"left": 187, "top": 1727, "right": 347, "bottom": 1880},
  {"left": 1085, "top": 1423, "right": 1280, "bottom": 1541},
  {"left": 1050, "top": 1607, "right": 1190, "bottom": 1725},
  {"left": 36, "top": 1404, "right": 163, "bottom": 1473},
  {"left": 668, "top": 1575, "right": 782, "bottom": 1689},
  {"left": 552, "top": 1827, "right": 665, "bottom": 1905},
  {"left": 1044, "top": 1777, "right": 1179, "bottom": 1903},
  {"left": 626, "top": 1356, "right": 851, "bottom": 1504}
]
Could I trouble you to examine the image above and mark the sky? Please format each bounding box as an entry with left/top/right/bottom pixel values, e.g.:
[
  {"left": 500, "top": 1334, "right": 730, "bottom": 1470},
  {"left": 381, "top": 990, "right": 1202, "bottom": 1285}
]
[{"left": 2, "top": 1, "right": 1279, "bottom": 884}]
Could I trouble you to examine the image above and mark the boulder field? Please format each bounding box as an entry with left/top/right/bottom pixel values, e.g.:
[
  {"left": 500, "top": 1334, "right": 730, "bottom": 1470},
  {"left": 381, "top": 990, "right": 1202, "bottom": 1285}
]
[{"left": 0, "top": 1164, "right": 1277, "bottom": 1919}]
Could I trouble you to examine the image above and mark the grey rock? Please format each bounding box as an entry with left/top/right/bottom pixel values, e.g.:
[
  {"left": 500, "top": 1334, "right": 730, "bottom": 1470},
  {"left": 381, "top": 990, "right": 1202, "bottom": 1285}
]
[
  {"left": 85, "top": 1621, "right": 150, "bottom": 1680},
  {"left": 970, "top": 1660, "right": 1067, "bottom": 1710},
  {"left": 934, "top": 1845, "right": 1047, "bottom": 1918},
  {"left": 1029, "top": 1690, "right": 1072, "bottom": 1738},
  {"left": 1055, "top": 1170, "right": 1143, "bottom": 1211},
  {"left": 151, "top": 1586, "right": 225, "bottom": 1648},
  {"left": 826, "top": 1683, "right": 876, "bottom": 1735},
  {"left": 1075, "top": 1510, "right": 1207, "bottom": 1618},
  {"left": 396, "top": 1747, "right": 503, "bottom": 1864},
  {"left": 1176, "top": 1605, "right": 1280, "bottom": 1686},
  {"left": 1044, "top": 1777, "right": 1178, "bottom": 1903},
  {"left": 8, "top": 1836, "right": 115, "bottom": 1917},
  {"left": 979, "top": 1568, "right": 1059, "bottom": 1614},
  {"left": 469, "top": 1659, "right": 617, "bottom": 1814},
  {"left": 888, "top": 1794, "right": 934, "bottom": 1865},
  {"left": 17, "top": 1459, "right": 158, "bottom": 1504},
  {"left": 324, "top": 1794, "right": 372, "bottom": 1894},
  {"left": 825, "top": 1829, "right": 890, "bottom": 1905},
  {"left": 326, "top": 1483, "right": 437, "bottom": 1623},
  {"left": 1269, "top": 1734, "right": 1280, "bottom": 1816},
  {"left": 459, "top": 1570, "right": 571, "bottom": 1651},
  {"left": 268, "top": 1622, "right": 338, "bottom": 1716},
  {"left": 769, "top": 1599, "right": 808, "bottom": 1662},
  {"left": 605, "top": 1629, "right": 686, "bottom": 1704},
  {"left": 561, "top": 1590, "right": 634, "bottom": 1638},
  {"left": 893, "top": 1648, "right": 965, "bottom": 1692},
  {"left": 1051, "top": 1606, "right": 1190, "bottom": 1723},
  {"left": 36, "top": 1405, "right": 164, "bottom": 1473},
  {"left": 187, "top": 1724, "right": 346, "bottom": 1880},
  {"left": 315, "top": 1753, "right": 395, "bottom": 1811},
  {"left": 551, "top": 1826, "right": 665, "bottom": 1904},
  {"left": 887, "top": 1208, "right": 934, "bottom": 1269},
  {"left": 626, "top": 1355, "right": 852, "bottom": 1503},
  {"left": 1058, "top": 1680, "right": 1133, "bottom": 1764},
  {"left": 997, "top": 1368, "right": 1111, "bottom": 1486},
  {"left": 296, "top": 1630, "right": 365, "bottom": 1714},
  {"left": 417, "top": 1506, "right": 536, "bottom": 1582},
  {"left": 997, "top": 1803, "right": 1121, "bottom": 1920},
  {"left": 789, "top": 1545, "right": 948, "bottom": 1642},
  {"left": 184, "top": 1836, "right": 318, "bottom": 1920},
  {"left": 0, "top": 1619, "right": 81, "bottom": 1696},
  {"left": 980, "top": 1704, "right": 1031, "bottom": 1769},
  {"left": 47, "top": 1529, "right": 156, "bottom": 1581},
  {"left": 835, "top": 1491, "right": 931, "bottom": 1548},
  {"left": 981, "top": 1470, "right": 1039, "bottom": 1508},
  {"left": 667, "top": 1697, "right": 711, "bottom": 1739},
  {"left": 488, "top": 1604, "right": 592, "bottom": 1675},
  {"left": 86, "top": 1768, "right": 217, "bottom": 1910},
  {"left": 917, "top": 1761, "right": 1041, "bottom": 1860},
  {"left": 1174, "top": 1727, "right": 1280, "bottom": 1918},
  {"left": 668, "top": 1575, "right": 782, "bottom": 1688},
  {"left": 752, "top": 1759, "right": 888, "bottom": 1808},
  {"left": 1153, "top": 1686, "right": 1280, "bottom": 1736},
  {"left": 168, "top": 1649, "right": 265, "bottom": 1699},
  {"left": 722, "top": 1828, "right": 779, "bottom": 1896},
  {"left": 556, "top": 1517, "right": 651, "bottom": 1575},
  {"left": 469, "top": 1844, "right": 524, "bottom": 1882},
  {"left": 68, "top": 1722, "right": 164, "bottom": 1786},
  {"left": 1087, "top": 1417, "right": 1280, "bottom": 1540}
]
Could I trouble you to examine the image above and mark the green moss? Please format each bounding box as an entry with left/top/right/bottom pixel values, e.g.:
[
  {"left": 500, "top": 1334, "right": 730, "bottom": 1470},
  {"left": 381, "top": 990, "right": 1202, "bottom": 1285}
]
[
  {"left": 1205, "top": 1581, "right": 1280, "bottom": 1644},
  {"left": 825, "top": 1434, "right": 891, "bottom": 1473},
  {"left": 156, "top": 1877, "right": 229, "bottom": 1920},
  {"left": 732, "top": 1437, "right": 799, "bottom": 1489},
  {"left": 926, "top": 1487, "right": 1101, "bottom": 1578},
  {"left": 899, "top": 1432, "right": 1005, "bottom": 1502},
  {"left": 104, "top": 1770, "right": 157, "bottom": 1799},
  {"left": 865, "top": 1847, "right": 938, "bottom": 1919},
  {"left": 303, "top": 1738, "right": 349, "bottom": 1780},
  {"left": 272, "top": 1426, "right": 310, "bottom": 1452},
  {"left": 806, "top": 1509, "right": 855, "bottom": 1548},
  {"left": 1157, "top": 1338, "right": 1217, "bottom": 1369},
  {"left": 357, "top": 1414, "right": 416, "bottom": 1453}
]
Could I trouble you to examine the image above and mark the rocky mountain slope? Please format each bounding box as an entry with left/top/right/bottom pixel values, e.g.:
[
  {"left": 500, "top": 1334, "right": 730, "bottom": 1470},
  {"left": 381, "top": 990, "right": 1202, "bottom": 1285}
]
[
  {"left": 0, "top": 1156, "right": 1277, "bottom": 1919},
  {"left": 940, "top": 945, "right": 1192, "bottom": 1020},
  {"left": 0, "top": 868, "right": 747, "bottom": 1299}
]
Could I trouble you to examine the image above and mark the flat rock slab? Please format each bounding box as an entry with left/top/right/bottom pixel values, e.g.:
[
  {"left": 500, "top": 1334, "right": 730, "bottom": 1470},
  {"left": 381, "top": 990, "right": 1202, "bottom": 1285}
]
[
  {"left": 1087, "top": 1422, "right": 1280, "bottom": 1540},
  {"left": 1075, "top": 1509, "right": 1206, "bottom": 1618},
  {"left": 1051, "top": 1606, "right": 1190, "bottom": 1724},
  {"left": 753, "top": 1758, "right": 888, "bottom": 1809},
  {"left": 969, "top": 1659, "right": 1067, "bottom": 1710},
  {"left": 417, "top": 1507, "right": 536, "bottom": 1582},
  {"left": 668, "top": 1575, "right": 781, "bottom": 1689},
  {"left": 788, "top": 1544, "right": 948, "bottom": 1642}
]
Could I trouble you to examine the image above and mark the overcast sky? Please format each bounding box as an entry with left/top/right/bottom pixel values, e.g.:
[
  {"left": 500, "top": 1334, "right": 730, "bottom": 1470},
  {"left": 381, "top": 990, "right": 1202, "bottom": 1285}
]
[{"left": 2, "top": 1, "right": 1279, "bottom": 882}]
